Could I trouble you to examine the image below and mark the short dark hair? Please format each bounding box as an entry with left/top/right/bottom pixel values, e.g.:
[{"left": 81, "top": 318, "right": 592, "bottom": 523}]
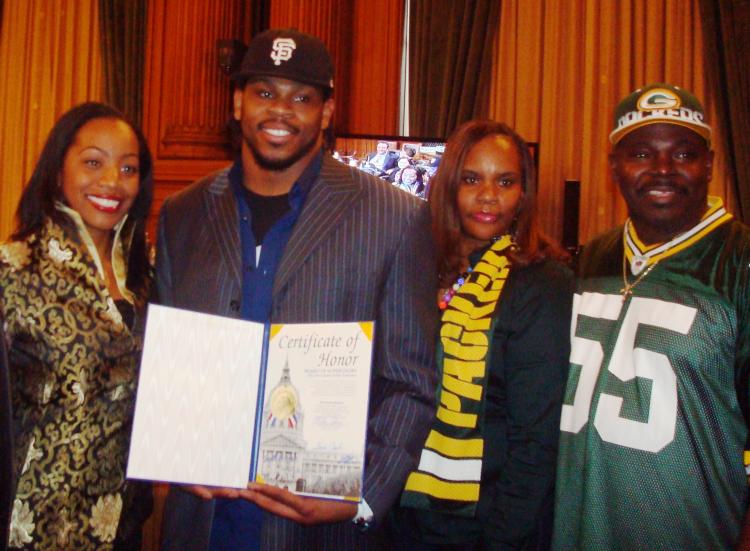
[
  {"left": 13, "top": 102, "right": 154, "bottom": 294},
  {"left": 429, "top": 119, "right": 566, "bottom": 284}
]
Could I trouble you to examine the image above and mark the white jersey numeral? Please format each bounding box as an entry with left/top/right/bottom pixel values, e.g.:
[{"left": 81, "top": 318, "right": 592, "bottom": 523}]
[{"left": 561, "top": 293, "right": 697, "bottom": 453}]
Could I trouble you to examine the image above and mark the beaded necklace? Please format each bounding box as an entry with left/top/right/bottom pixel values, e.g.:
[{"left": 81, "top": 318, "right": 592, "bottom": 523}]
[{"left": 438, "top": 267, "right": 472, "bottom": 310}]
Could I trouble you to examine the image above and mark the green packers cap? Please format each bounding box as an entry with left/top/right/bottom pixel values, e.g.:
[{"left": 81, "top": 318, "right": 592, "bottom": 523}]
[
  {"left": 232, "top": 28, "right": 334, "bottom": 91},
  {"left": 609, "top": 83, "right": 711, "bottom": 146}
]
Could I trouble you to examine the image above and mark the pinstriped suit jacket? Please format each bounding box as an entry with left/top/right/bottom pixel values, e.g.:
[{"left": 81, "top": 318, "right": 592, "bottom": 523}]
[{"left": 156, "top": 154, "right": 439, "bottom": 551}]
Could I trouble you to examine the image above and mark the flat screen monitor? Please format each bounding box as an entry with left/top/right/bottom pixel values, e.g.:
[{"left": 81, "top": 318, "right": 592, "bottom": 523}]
[
  {"left": 333, "top": 133, "right": 538, "bottom": 201},
  {"left": 333, "top": 133, "right": 446, "bottom": 200}
]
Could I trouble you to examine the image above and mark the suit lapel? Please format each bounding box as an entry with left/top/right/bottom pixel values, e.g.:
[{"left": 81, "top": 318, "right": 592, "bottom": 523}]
[
  {"left": 204, "top": 171, "right": 242, "bottom": 290},
  {"left": 273, "top": 156, "right": 362, "bottom": 296}
]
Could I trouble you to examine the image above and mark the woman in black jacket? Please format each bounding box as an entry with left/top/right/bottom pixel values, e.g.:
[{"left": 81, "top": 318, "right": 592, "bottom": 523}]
[{"left": 392, "top": 120, "right": 574, "bottom": 550}]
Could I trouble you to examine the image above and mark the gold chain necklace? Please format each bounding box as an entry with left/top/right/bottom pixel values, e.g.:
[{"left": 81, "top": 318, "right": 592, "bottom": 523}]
[{"left": 620, "top": 255, "right": 659, "bottom": 301}]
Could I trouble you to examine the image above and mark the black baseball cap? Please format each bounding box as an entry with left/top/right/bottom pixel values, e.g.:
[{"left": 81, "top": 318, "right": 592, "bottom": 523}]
[{"left": 232, "top": 28, "right": 334, "bottom": 92}]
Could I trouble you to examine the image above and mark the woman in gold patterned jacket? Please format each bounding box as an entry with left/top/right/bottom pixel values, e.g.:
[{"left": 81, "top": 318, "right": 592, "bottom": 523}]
[{"left": 0, "top": 102, "right": 153, "bottom": 550}]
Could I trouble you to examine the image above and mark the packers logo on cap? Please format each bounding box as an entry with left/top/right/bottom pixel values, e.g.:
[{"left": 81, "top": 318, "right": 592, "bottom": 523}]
[
  {"left": 637, "top": 88, "right": 681, "bottom": 111},
  {"left": 609, "top": 83, "right": 711, "bottom": 145}
]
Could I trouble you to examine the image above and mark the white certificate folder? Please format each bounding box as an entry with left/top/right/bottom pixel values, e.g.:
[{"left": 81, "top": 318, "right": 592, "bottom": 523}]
[{"left": 127, "top": 304, "right": 374, "bottom": 502}]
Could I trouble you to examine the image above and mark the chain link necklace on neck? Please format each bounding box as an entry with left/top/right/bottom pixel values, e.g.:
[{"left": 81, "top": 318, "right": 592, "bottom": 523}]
[{"left": 620, "top": 254, "right": 659, "bottom": 301}]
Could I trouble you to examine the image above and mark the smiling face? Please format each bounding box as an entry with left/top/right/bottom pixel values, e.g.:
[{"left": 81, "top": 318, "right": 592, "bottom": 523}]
[
  {"left": 233, "top": 76, "right": 334, "bottom": 176},
  {"left": 60, "top": 117, "right": 140, "bottom": 246},
  {"left": 456, "top": 134, "right": 524, "bottom": 249},
  {"left": 610, "top": 123, "right": 713, "bottom": 244}
]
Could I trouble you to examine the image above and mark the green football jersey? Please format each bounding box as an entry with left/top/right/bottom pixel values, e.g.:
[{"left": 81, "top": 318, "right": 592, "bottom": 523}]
[{"left": 553, "top": 220, "right": 750, "bottom": 550}]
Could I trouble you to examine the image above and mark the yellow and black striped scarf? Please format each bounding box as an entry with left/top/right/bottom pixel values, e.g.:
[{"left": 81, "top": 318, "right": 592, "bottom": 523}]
[{"left": 400, "top": 235, "right": 513, "bottom": 516}]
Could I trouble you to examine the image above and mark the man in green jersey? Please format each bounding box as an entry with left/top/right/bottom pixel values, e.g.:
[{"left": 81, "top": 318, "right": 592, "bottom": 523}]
[{"left": 553, "top": 83, "right": 750, "bottom": 550}]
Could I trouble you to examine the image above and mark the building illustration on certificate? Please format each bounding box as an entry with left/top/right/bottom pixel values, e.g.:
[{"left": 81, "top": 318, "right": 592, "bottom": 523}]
[{"left": 257, "top": 356, "right": 364, "bottom": 500}]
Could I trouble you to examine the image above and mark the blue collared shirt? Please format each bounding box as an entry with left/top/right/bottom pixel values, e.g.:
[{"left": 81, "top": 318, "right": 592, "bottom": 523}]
[{"left": 209, "top": 153, "right": 322, "bottom": 551}]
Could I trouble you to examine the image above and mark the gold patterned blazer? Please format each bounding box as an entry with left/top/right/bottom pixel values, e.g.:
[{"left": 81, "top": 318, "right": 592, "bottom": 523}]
[{"left": 0, "top": 206, "right": 149, "bottom": 550}]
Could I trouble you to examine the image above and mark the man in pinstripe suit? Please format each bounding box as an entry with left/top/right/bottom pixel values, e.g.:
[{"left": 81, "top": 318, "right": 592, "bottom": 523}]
[{"left": 157, "top": 29, "right": 438, "bottom": 551}]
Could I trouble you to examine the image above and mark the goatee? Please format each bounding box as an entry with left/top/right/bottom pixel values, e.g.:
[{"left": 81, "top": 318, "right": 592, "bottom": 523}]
[{"left": 246, "top": 133, "right": 320, "bottom": 172}]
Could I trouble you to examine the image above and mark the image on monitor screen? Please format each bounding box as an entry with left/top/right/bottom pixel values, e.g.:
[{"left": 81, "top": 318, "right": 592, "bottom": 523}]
[{"left": 333, "top": 134, "right": 446, "bottom": 200}]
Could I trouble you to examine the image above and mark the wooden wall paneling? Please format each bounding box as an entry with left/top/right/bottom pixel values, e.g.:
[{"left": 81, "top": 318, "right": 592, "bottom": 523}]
[
  {"left": 145, "top": 0, "right": 247, "bottom": 159},
  {"left": 269, "top": 0, "right": 354, "bottom": 133},
  {"left": 143, "top": 0, "right": 252, "bottom": 233}
]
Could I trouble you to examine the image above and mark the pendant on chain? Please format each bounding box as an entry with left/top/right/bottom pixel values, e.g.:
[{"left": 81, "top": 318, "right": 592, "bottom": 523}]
[{"left": 620, "top": 257, "right": 658, "bottom": 302}]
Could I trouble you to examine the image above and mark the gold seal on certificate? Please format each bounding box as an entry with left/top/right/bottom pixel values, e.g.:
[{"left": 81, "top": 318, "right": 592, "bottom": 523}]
[{"left": 270, "top": 387, "right": 297, "bottom": 420}]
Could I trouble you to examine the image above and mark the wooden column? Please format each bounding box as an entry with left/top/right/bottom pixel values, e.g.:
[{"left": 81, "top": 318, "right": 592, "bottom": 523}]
[
  {"left": 270, "top": 0, "right": 404, "bottom": 135},
  {"left": 142, "top": 0, "right": 252, "bottom": 233}
]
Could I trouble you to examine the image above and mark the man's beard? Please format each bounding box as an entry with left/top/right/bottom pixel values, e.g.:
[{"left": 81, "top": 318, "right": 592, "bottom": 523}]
[{"left": 245, "top": 131, "right": 321, "bottom": 172}]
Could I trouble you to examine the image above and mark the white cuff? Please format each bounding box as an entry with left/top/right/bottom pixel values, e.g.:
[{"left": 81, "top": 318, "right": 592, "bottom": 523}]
[{"left": 352, "top": 499, "right": 374, "bottom": 530}]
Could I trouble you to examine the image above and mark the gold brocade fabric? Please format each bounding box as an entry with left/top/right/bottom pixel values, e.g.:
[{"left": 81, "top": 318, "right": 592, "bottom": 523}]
[{"left": 0, "top": 216, "right": 146, "bottom": 549}]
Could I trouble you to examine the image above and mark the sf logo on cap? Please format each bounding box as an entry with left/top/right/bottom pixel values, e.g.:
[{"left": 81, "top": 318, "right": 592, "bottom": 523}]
[
  {"left": 271, "top": 38, "right": 296, "bottom": 66},
  {"left": 637, "top": 88, "right": 681, "bottom": 111}
]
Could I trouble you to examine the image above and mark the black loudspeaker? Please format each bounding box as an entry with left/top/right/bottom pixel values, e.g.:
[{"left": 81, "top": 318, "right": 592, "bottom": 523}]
[
  {"left": 217, "top": 39, "right": 247, "bottom": 76},
  {"left": 562, "top": 180, "right": 580, "bottom": 254}
]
